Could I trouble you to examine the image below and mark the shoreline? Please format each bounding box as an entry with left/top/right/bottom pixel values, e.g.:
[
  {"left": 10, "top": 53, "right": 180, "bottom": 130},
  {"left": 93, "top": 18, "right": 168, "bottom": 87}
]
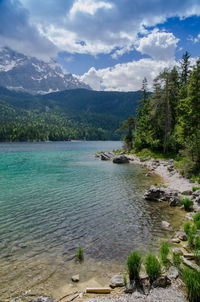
[{"left": 125, "top": 154, "right": 196, "bottom": 192}]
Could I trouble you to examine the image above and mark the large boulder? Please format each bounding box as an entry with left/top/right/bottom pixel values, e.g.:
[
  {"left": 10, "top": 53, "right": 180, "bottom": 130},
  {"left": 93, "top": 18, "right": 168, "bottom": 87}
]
[
  {"left": 101, "top": 152, "right": 114, "bottom": 161},
  {"left": 144, "top": 186, "right": 180, "bottom": 204},
  {"left": 113, "top": 155, "right": 129, "bottom": 164}
]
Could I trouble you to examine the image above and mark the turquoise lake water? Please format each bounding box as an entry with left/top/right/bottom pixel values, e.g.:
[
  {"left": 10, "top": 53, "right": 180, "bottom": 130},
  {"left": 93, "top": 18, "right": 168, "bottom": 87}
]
[{"left": 0, "top": 141, "right": 184, "bottom": 299}]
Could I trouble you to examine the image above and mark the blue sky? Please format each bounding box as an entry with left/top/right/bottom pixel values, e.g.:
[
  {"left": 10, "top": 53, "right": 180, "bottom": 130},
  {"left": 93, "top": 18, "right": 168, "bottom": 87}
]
[{"left": 0, "top": 0, "right": 200, "bottom": 91}]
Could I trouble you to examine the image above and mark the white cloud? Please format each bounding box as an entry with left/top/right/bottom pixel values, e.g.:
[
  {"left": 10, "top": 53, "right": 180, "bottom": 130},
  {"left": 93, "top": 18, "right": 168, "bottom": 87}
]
[
  {"left": 70, "top": 0, "right": 112, "bottom": 16},
  {"left": 189, "top": 33, "right": 200, "bottom": 43},
  {"left": 78, "top": 58, "right": 175, "bottom": 91},
  {"left": 18, "top": 0, "right": 200, "bottom": 58},
  {"left": 135, "top": 30, "right": 179, "bottom": 60}
]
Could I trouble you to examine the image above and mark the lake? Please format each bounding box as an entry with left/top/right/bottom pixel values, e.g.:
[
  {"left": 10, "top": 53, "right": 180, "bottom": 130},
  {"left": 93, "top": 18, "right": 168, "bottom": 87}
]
[{"left": 0, "top": 141, "right": 184, "bottom": 299}]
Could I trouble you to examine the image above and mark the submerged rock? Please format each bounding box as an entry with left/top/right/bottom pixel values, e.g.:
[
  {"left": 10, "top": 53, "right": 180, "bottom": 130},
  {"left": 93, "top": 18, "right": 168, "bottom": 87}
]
[
  {"left": 113, "top": 155, "right": 129, "bottom": 164},
  {"left": 72, "top": 274, "right": 80, "bottom": 282},
  {"left": 100, "top": 152, "right": 114, "bottom": 161},
  {"left": 162, "top": 221, "right": 171, "bottom": 230},
  {"left": 110, "top": 275, "right": 124, "bottom": 288}
]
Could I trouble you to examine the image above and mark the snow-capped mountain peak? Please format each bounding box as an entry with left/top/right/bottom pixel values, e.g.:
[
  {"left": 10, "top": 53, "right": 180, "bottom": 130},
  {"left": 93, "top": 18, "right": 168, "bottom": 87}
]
[{"left": 0, "top": 47, "right": 91, "bottom": 94}]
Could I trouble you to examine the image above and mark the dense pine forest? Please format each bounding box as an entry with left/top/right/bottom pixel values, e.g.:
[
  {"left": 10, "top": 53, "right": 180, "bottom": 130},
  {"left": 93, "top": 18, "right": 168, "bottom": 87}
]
[
  {"left": 130, "top": 52, "right": 200, "bottom": 176},
  {"left": 0, "top": 89, "right": 141, "bottom": 142}
]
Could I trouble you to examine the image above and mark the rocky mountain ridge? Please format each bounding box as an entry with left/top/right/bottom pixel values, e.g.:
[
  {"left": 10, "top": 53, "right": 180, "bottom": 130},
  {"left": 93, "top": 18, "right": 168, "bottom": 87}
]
[{"left": 0, "top": 47, "right": 91, "bottom": 94}]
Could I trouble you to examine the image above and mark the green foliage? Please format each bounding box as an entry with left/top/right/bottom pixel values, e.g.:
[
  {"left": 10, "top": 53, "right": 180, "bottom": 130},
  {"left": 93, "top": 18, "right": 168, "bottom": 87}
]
[
  {"left": 119, "top": 115, "right": 135, "bottom": 151},
  {"left": 145, "top": 253, "right": 161, "bottom": 284},
  {"left": 76, "top": 247, "right": 84, "bottom": 262},
  {"left": 0, "top": 87, "right": 142, "bottom": 142},
  {"left": 184, "top": 221, "right": 192, "bottom": 235},
  {"left": 154, "top": 182, "right": 159, "bottom": 187},
  {"left": 160, "top": 241, "right": 170, "bottom": 266},
  {"left": 123, "top": 274, "right": 127, "bottom": 286},
  {"left": 194, "top": 236, "right": 200, "bottom": 251},
  {"left": 192, "top": 187, "right": 200, "bottom": 192},
  {"left": 173, "top": 252, "right": 181, "bottom": 268},
  {"left": 127, "top": 251, "right": 142, "bottom": 282},
  {"left": 182, "top": 198, "right": 193, "bottom": 211},
  {"left": 133, "top": 55, "right": 200, "bottom": 175},
  {"left": 183, "top": 267, "right": 200, "bottom": 302},
  {"left": 193, "top": 212, "right": 200, "bottom": 229},
  {"left": 188, "top": 226, "right": 197, "bottom": 249}
]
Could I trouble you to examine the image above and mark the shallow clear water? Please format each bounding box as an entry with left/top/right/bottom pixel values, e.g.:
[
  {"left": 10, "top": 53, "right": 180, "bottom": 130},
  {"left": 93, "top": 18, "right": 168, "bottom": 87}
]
[{"left": 0, "top": 141, "right": 184, "bottom": 299}]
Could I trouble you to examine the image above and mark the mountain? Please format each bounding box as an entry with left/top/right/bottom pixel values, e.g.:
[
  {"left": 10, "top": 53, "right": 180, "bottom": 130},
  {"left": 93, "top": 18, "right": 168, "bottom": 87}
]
[
  {"left": 0, "top": 47, "right": 91, "bottom": 94},
  {"left": 0, "top": 87, "right": 143, "bottom": 141}
]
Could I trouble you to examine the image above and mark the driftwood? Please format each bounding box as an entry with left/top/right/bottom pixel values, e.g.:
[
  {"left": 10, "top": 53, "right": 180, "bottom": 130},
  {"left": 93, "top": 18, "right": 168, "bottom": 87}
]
[{"left": 86, "top": 288, "right": 111, "bottom": 294}]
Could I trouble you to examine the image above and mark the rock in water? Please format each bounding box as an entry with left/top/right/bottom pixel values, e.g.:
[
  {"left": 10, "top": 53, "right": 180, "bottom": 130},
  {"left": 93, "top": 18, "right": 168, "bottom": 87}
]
[
  {"left": 113, "top": 155, "right": 129, "bottom": 164},
  {"left": 110, "top": 275, "right": 124, "bottom": 288},
  {"left": 72, "top": 274, "right": 80, "bottom": 282},
  {"left": 161, "top": 221, "right": 171, "bottom": 230}
]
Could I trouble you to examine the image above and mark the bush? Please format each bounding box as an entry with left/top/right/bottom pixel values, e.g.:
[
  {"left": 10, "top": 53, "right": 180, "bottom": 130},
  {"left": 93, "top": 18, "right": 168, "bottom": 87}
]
[
  {"left": 192, "top": 186, "right": 200, "bottom": 192},
  {"left": 183, "top": 267, "right": 200, "bottom": 302},
  {"left": 145, "top": 253, "right": 161, "bottom": 283},
  {"left": 160, "top": 241, "right": 169, "bottom": 266},
  {"left": 76, "top": 247, "right": 84, "bottom": 262},
  {"left": 182, "top": 198, "right": 193, "bottom": 211},
  {"left": 127, "top": 251, "right": 142, "bottom": 282},
  {"left": 193, "top": 212, "right": 200, "bottom": 229},
  {"left": 184, "top": 221, "right": 192, "bottom": 234},
  {"left": 173, "top": 252, "right": 181, "bottom": 268}
]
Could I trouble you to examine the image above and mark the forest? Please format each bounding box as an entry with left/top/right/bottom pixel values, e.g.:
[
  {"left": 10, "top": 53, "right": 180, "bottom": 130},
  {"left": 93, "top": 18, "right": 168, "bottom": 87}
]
[
  {"left": 0, "top": 88, "right": 141, "bottom": 142},
  {"left": 126, "top": 52, "right": 200, "bottom": 176}
]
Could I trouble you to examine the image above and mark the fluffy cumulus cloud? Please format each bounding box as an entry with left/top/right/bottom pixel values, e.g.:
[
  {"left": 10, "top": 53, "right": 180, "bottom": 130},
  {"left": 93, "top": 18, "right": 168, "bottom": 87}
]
[
  {"left": 78, "top": 58, "right": 175, "bottom": 91},
  {"left": 19, "top": 0, "right": 200, "bottom": 57},
  {"left": 135, "top": 30, "right": 179, "bottom": 60}
]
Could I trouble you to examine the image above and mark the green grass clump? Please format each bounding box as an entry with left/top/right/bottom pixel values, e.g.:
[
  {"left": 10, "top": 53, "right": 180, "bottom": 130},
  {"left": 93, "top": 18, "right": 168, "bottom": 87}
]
[
  {"left": 160, "top": 241, "right": 169, "bottom": 266},
  {"left": 193, "top": 212, "right": 200, "bottom": 229},
  {"left": 195, "top": 236, "right": 200, "bottom": 251},
  {"left": 173, "top": 252, "right": 181, "bottom": 268},
  {"left": 184, "top": 221, "right": 192, "bottom": 234},
  {"left": 76, "top": 247, "right": 84, "bottom": 262},
  {"left": 192, "top": 186, "right": 200, "bottom": 192},
  {"left": 183, "top": 267, "right": 200, "bottom": 302},
  {"left": 182, "top": 198, "right": 193, "bottom": 211},
  {"left": 145, "top": 253, "right": 161, "bottom": 284},
  {"left": 188, "top": 226, "right": 197, "bottom": 249},
  {"left": 127, "top": 251, "right": 142, "bottom": 282}
]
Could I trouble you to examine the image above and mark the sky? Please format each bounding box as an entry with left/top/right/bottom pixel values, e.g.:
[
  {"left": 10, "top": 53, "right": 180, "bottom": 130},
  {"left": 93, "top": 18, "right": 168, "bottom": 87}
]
[{"left": 0, "top": 0, "right": 200, "bottom": 91}]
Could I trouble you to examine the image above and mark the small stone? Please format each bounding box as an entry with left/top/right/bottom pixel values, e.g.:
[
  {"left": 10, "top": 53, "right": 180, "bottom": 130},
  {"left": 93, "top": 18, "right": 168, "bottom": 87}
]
[
  {"left": 152, "top": 276, "right": 171, "bottom": 288},
  {"left": 110, "top": 275, "right": 124, "bottom": 288},
  {"left": 139, "top": 274, "right": 149, "bottom": 280},
  {"left": 71, "top": 274, "right": 79, "bottom": 282},
  {"left": 172, "top": 248, "right": 183, "bottom": 255},
  {"left": 182, "top": 190, "right": 192, "bottom": 195},
  {"left": 176, "top": 231, "right": 187, "bottom": 241},
  {"left": 167, "top": 266, "right": 179, "bottom": 279},
  {"left": 172, "top": 238, "right": 180, "bottom": 243},
  {"left": 79, "top": 293, "right": 83, "bottom": 299},
  {"left": 162, "top": 221, "right": 170, "bottom": 229},
  {"left": 183, "top": 253, "right": 195, "bottom": 259}
]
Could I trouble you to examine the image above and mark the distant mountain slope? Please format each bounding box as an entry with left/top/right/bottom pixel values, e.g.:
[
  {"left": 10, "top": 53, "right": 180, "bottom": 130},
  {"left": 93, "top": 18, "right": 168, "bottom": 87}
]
[
  {"left": 0, "top": 86, "right": 143, "bottom": 141},
  {"left": 0, "top": 47, "right": 91, "bottom": 94}
]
